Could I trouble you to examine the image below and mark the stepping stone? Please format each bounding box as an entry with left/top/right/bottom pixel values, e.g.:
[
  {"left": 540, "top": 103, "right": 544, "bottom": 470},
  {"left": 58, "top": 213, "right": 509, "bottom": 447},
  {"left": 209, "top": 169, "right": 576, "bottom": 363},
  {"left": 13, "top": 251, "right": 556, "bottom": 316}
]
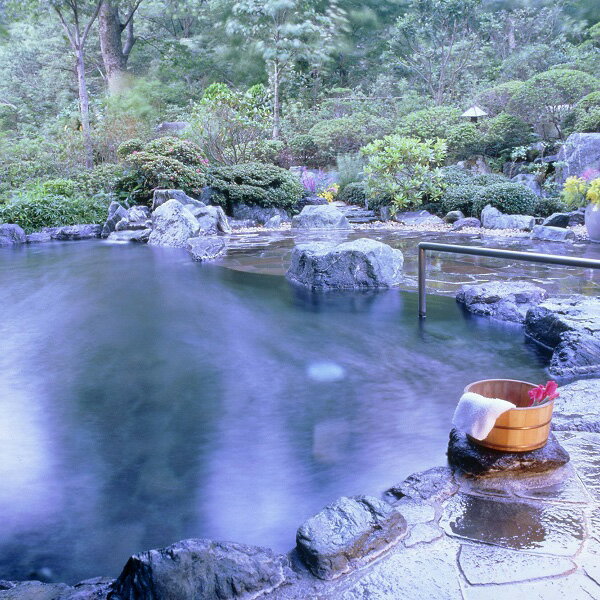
[
  {"left": 447, "top": 429, "right": 569, "bottom": 477},
  {"left": 552, "top": 378, "right": 600, "bottom": 433}
]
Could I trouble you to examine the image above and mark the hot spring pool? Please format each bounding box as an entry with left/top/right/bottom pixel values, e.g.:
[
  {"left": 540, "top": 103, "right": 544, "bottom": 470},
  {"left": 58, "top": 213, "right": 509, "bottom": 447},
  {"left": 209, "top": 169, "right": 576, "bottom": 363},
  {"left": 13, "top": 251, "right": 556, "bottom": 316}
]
[{"left": 0, "top": 240, "right": 548, "bottom": 583}]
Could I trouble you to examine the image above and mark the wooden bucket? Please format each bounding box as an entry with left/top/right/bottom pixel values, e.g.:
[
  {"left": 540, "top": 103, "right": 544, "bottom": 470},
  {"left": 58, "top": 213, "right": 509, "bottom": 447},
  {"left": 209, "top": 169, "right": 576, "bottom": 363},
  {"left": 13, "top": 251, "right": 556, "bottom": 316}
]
[{"left": 464, "top": 379, "right": 555, "bottom": 452}]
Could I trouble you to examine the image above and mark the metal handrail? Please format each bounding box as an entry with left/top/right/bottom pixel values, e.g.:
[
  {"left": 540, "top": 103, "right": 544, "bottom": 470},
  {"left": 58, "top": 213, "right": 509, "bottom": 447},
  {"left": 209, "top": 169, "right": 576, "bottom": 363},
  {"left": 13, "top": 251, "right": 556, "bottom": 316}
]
[{"left": 418, "top": 242, "right": 600, "bottom": 318}]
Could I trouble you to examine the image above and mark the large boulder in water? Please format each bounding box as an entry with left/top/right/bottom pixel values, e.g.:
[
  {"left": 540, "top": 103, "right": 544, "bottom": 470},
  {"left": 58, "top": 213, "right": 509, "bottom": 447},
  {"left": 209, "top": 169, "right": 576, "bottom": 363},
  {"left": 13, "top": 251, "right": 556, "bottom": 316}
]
[
  {"left": 555, "top": 133, "right": 600, "bottom": 185},
  {"left": 291, "top": 204, "right": 351, "bottom": 229},
  {"left": 102, "top": 201, "right": 128, "bottom": 238},
  {"left": 231, "top": 203, "right": 289, "bottom": 226},
  {"left": 0, "top": 224, "right": 26, "bottom": 246},
  {"left": 195, "top": 205, "right": 231, "bottom": 235},
  {"left": 111, "top": 539, "right": 288, "bottom": 600},
  {"left": 525, "top": 295, "right": 600, "bottom": 377},
  {"left": 286, "top": 238, "right": 404, "bottom": 290},
  {"left": 152, "top": 189, "right": 205, "bottom": 212},
  {"left": 148, "top": 200, "right": 200, "bottom": 247},
  {"left": 456, "top": 281, "right": 548, "bottom": 323},
  {"left": 481, "top": 205, "right": 535, "bottom": 230},
  {"left": 296, "top": 495, "right": 407, "bottom": 580}
]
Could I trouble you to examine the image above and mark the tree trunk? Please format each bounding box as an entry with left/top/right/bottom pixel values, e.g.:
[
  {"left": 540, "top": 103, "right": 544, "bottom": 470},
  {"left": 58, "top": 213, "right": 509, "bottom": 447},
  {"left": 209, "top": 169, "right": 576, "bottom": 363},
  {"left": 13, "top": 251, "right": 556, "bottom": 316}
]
[
  {"left": 76, "top": 49, "right": 94, "bottom": 168},
  {"left": 272, "top": 63, "right": 280, "bottom": 140},
  {"left": 99, "top": 0, "right": 134, "bottom": 93}
]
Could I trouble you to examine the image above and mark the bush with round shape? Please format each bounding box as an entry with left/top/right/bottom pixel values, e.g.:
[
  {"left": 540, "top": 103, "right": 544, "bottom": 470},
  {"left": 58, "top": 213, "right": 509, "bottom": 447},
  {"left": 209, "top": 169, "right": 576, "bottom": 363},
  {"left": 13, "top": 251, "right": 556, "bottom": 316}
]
[
  {"left": 471, "top": 182, "right": 538, "bottom": 217},
  {"left": 396, "top": 106, "right": 462, "bottom": 140},
  {"left": 75, "top": 164, "right": 126, "bottom": 196},
  {"left": 338, "top": 182, "right": 367, "bottom": 206},
  {"left": 471, "top": 173, "right": 507, "bottom": 187},
  {"left": 207, "top": 163, "right": 303, "bottom": 212},
  {"left": 534, "top": 196, "right": 568, "bottom": 218},
  {"left": 440, "top": 184, "right": 484, "bottom": 216},
  {"left": 475, "top": 81, "right": 525, "bottom": 117},
  {"left": 117, "top": 138, "right": 144, "bottom": 159},
  {"left": 483, "top": 113, "right": 533, "bottom": 157},
  {"left": 446, "top": 122, "right": 486, "bottom": 160},
  {"left": 144, "top": 137, "right": 208, "bottom": 168},
  {"left": 440, "top": 165, "right": 474, "bottom": 187},
  {"left": 40, "top": 178, "right": 78, "bottom": 197}
]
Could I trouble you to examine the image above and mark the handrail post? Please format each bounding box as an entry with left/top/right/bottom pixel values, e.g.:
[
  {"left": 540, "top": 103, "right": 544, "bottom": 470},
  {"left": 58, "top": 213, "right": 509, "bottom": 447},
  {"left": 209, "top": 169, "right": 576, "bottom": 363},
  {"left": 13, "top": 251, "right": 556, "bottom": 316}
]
[{"left": 418, "top": 245, "right": 426, "bottom": 319}]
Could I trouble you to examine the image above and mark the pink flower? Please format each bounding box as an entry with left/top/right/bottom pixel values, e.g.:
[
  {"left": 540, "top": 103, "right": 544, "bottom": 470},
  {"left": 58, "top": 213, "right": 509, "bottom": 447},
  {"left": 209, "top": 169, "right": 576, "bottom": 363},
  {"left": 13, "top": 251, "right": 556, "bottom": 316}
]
[{"left": 528, "top": 381, "right": 559, "bottom": 406}]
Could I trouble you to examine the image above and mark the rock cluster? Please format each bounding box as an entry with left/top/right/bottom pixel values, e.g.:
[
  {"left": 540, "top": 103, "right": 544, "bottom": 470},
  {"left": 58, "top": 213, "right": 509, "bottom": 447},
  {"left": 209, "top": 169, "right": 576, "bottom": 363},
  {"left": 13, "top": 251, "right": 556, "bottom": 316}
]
[
  {"left": 481, "top": 205, "right": 535, "bottom": 231},
  {"left": 291, "top": 205, "right": 351, "bottom": 229}
]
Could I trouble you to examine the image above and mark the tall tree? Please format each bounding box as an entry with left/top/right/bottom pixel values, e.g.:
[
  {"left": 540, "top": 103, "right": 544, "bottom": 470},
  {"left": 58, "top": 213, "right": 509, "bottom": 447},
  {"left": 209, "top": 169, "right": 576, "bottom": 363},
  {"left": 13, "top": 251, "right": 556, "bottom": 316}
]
[
  {"left": 49, "top": 0, "right": 103, "bottom": 167},
  {"left": 98, "top": 0, "right": 144, "bottom": 92},
  {"left": 227, "top": 0, "right": 345, "bottom": 139}
]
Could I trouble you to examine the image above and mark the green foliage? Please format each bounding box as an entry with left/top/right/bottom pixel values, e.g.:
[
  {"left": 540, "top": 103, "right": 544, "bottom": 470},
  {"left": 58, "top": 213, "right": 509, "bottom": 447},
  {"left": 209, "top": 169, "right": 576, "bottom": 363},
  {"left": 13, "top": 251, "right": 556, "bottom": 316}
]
[
  {"left": 75, "top": 163, "right": 126, "bottom": 196},
  {"left": 117, "top": 137, "right": 208, "bottom": 204},
  {"left": 362, "top": 136, "right": 447, "bottom": 211},
  {"left": 482, "top": 113, "right": 533, "bottom": 157},
  {"left": 336, "top": 153, "right": 365, "bottom": 189},
  {"left": 396, "top": 107, "right": 462, "bottom": 139},
  {"left": 40, "top": 178, "right": 78, "bottom": 197},
  {"left": 572, "top": 92, "right": 600, "bottom": 133},
  {"left": 439, "top": 165, "right": 474, "bottom": 187},
  {"left": 471, "top": 173, "right": 508, "bottom": 187},
  {"left": 117, "top": 139, "right": 145, "bottom": 160},
  {"left": 475, "top": 82, "right": 525, "bottom": 117},
  {"left": 0, "top": 184, "right": 112, "bottom": 232},
  {"left": 207, "top": 162, "right": 303, "bottom": 212},
  {"left": 337, "top": 181, "right": 367, "bottom": 206},
  {"left": 445, "top": 122, "right": 485, "bottom": 160},
  {"left": 471, "top": 182, "right": 538, "bottom": 216},
  {"left": 440, "top": 184, "right": 484, "bottom": 216},
  {"left": 534, "top": 196, "right": 567, "bottom": 218},
  {"left": 289, "top": 134, "right": 318, "bottom": 165},
  {"left": 561, "top": 176, "right": 589, "bottom": 208}
]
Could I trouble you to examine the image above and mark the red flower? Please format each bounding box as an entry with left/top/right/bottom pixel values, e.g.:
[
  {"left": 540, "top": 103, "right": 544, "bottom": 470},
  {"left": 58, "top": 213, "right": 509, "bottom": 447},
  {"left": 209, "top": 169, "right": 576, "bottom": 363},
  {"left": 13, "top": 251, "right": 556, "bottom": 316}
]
[{"left": 528, "top": 381, "right": 559, "bottom": 406}]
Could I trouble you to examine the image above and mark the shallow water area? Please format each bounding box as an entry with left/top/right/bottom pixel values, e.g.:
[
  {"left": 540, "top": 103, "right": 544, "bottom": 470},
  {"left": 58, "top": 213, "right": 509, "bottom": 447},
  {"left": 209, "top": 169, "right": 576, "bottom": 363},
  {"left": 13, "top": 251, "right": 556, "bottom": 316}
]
[{"left": 0, "top": 239, "right": 551, "bottom": 583}]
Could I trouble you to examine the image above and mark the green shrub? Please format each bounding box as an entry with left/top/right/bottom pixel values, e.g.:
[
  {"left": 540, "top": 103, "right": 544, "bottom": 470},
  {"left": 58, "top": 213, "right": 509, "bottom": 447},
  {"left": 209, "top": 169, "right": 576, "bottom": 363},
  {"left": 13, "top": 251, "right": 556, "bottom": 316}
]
[
  {"left": 439, "top": 165, "right": 474, "bottom": 187},
  {"left": 250, "top": 140, "right": 286, "bottom": 165},
  {"left": 336, "top": 153, "right": 365, "bottom": 189},
  {"left": 117, "top": 138, "right": 145, "bottom": 159},
  {"left": 396, "top": 106, "right": 462, "bottom": 139},
  {"left": 475, "top": 81, "right": 525, "bottom": 117},
  {"left": 289, "top": 134, "right": 319, "bottom": 165},
  {"left": 440, "top": 184, "right": 484, "bottom": 216},
  {"left": 445, "top": 123, "right": 485, "bottom": 160},
  {"left": 338, "top": 181, "right": 367, "bottom": 206},
  {"left": 471, "top": 182, "right": 538, "bottom": 216},
  {"left": 75, "top": 164, "right": 126, "bottom": 196},
  {"left": 207, "top": 163, "right": 303, "bottom": 212},
  {"left": 471, "top": 173, "right": 508, "bottom": 187},
  {"left": 0, "top": 185, "right": 112, "bottom": 233},
  {"left": 362, "top": 136, "right": 447, "bottom": 211},
  {"left": 482, "top": 113, "right": 533, "bottom": 157},
  {"left": 40, "top": 178, "right": 79, "bottom": 197},
  {"left": 534, "top": 196, "right": 568, "bottom": 217},
  {"left": 572, "top": 92, "right": 600, "bottom": 133}
]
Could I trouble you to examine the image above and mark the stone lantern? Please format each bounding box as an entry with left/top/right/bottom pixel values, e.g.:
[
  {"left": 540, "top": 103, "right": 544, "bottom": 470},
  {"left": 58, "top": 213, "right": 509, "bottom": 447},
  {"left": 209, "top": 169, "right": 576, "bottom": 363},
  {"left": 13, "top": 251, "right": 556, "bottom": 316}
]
[{"left": 461, "top": 106, "right": 487, "bottom": 123}]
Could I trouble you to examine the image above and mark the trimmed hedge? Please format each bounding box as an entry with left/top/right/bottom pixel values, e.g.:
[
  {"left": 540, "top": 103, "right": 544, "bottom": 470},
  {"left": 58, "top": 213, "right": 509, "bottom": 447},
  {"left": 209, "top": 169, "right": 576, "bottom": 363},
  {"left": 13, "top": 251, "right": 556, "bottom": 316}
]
[
  {"left": 439, "top": 165, "right": 474, "bottom": 187},
  {"left": 207, "top": 163, "right": 304, "bottom": 212},
  {"left": 338, "top": 181, "right": 367, "bottom": 206},
  {"left": 471, "top": 182, "right": 538, "bottom": 216},
  {"left": 440, "top": 184, "right": 484, "bottom": 216}
]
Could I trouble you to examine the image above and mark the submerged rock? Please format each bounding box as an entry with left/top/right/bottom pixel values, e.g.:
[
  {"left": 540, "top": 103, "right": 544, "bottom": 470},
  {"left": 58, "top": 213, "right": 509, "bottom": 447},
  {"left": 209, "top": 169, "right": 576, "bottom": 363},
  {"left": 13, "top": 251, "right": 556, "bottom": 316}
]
[
  {"left": 286, "top": 238, "right": 404, "bottom": 290},
  {"left": 291, "top": 204, "right": 351, "bottom": 229},
  {"left": 296, "top": 495, "right": 407, "bottom": 580},
  {"left": 456, "top": 281, "right": 547, "bottom": 323},
  {"left": 447, "top": 429, "right": 570, "bottom": 477},
  {"left": 148, "top": 200, "right": 200, "bottom": 248},
  {"left": 26, "top": 231, "right": 52, "bottom": 243},
  {"left": 530, "top": 225, "right": 575, "bottom": 243},
  {"left": 525, "top": 295, "right": 600, "bottom": 377},
  {"left": 111, "top": 539, "right": 287, "bottom": 600},
  {"left": 51, "top": 225, "right": 102, "bottom": 240},
  {"left": 187, "top": 237, "right": 226, "bottom": 261},
  {"left": 481, "top": 205, "right": 535, "bottom": 231},
  {"left": 0, "top": 224, "right": 26, "bottom": 246},
  {"left": 552, "top": 378, "right": 600, "bottom": 433}
]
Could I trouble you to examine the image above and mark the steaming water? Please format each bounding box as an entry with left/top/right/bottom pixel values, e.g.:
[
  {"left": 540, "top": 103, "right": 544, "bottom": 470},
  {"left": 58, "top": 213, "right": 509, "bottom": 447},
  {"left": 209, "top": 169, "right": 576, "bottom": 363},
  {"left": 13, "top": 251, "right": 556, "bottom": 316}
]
[{"left": 0, "top": 240, "right": 548, "bottom": 583}]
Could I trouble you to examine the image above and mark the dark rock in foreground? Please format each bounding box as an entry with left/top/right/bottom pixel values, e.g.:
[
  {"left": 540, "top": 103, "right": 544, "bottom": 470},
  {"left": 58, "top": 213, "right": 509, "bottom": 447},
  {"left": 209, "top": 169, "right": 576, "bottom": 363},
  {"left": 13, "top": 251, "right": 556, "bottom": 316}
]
[
  {"left": 0, "top": 224, "right": 26, "bottom": 246},
  {"left": 291, "top": 205, "right": 351, "bottom": 230},
  {"left": 444, "top": 210, "right": 465, "bottom": 224},
  {"left": 50, "top": 225, "right": 102, "bottom": 240},
  {"left": 111, "top": 539, "right": 287, "bottom": 600},
  {"left": 385, "top": 466, "right": 458, "bottom": 505},
  {"left": 102, "top": 202, "right": 128, "bottom": 238},
  {"left": 552, "top": 378, "right": 600, "bottom": 433},
  {"left": 452, "top": 217, "right": 481, "bottom": 231},
  {"left": 286, "top": 238, "right": 404, "bottom": 290},
  {"left": 447, "top": 429, "right": 570, "bottom": 477},
  {"left": 187, "top": 237, "right": 226, "bottom": 261},
  {"left": 542, "top": 213, "right": 570, "bottom": 228},
  {"left": 456, "top": 281, "right": 547, "bottom": 324},
  {"left": 525, "top": 295, "right": 600, "bottom": 377},
  {"left": 296, "top": 496, "right": 407, "bottom": 580},
  {"left": 26, "top": 231, "right": 53, "bottom": 243}
]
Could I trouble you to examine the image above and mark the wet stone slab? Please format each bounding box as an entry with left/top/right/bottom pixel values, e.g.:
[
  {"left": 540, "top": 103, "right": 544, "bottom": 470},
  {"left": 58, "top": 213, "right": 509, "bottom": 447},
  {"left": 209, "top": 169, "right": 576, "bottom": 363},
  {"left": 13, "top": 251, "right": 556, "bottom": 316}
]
[
  {"left": 440, "top": 493, "right": 586, "bottom": 556},
  {"left": 581, "top": 537, "right": 600, "bottom": 586},
  {"left": 458, "top": 543, "right": 576, "bottom": 585},
  {"left": 447, "top": 429, "right": 570, "bottom": 477},
  {"left": 553, "top": 378, "right": 600, "bottom": 433},
  {"left": 389, "top": 498, "right": 436, "bottom": 526},
  {"left": 403, "top": 523, "right": 443, "bottom": 548},
  {"left": 384, "top": 466, "right": 458, "bottom": 504},
  {"left": 554, "top": 431, "right": 600, "bottom": 502}
]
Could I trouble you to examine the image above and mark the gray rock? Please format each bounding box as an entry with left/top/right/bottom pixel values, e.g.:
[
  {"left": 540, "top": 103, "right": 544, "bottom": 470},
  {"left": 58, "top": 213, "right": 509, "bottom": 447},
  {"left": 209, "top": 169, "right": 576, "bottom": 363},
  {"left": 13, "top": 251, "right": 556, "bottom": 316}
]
[
  {"left": 556, "top": 133, "right": 600, "bottom": 184},
  {"left": 447, "top": 429, "right": 570, "bottom": 477},
  {"left": 107, "top": 230, "right": 151, "bottom": 243},
  {"left": 194, "top": 205, "right": 231, "bottom": 235},
  {"left": 229, "top": 219, "right": 258, "bottom": 230},
  {"left": 456, "top": 281, "right": 547, "bottom": 323},
  {"left": 385, "top": 466, "right": 458, "bottom": 505},
  {"left": 187, "top": 237, "right": 226, "bottom": 261},
  {"left": 530, "top": 225, "right": 575, "bottom": 243},
  {"left": 126, "top": 205, "right": 151, "bottom": 223},
  {"left": 525, "top": 295, "right": 600, "bottom": 377},
  {"left": 444, "top": 210, "right": 465, "bottom": 224},
  {"left": 552, "top": 379, "right": 600, "bottom": 433},
  {"left": 481, "top": 205, "right": 535, "bottom": 231},
  {"left": 115, "top": 217, "right": 150, "bottom": 232},
  {"left": 0, "top": 578, "right": 113, "bottom": 600},
  {"left": 148, "top": 200, "right": 200, "bottom": 248},
  {"left": 543, "top": 213, "right": 570, "bottom": 228},
  {"left": 155, "top": 121, "right": 190, "bottom": 134},
  {"left": 26, "top": 231, "right": 52, "bottom": 243},
  {"left": 0, "top": 223, "right": 26, "bottom": 246},
  {"left": 511, "top": 173, "right": 542, "bottom": 196},
  {"left": 567, "top": 209, "right": 586, "bottom": 226},
  {"left": 111, "top": 538, "right": 287, "bottom": 600},
  {"left": 264, "top": 215, "right": 284, "bottom": 228},
  {"left": 286, "top": 238, "right": 404, "bottom": 290},
  {"left": 457, "top": 155, "right": 492, "bottom": 175},
  {"left": 232, "top": 203, "right": 289, "bottom": 226},
  {"left": 296, "top": 495, "right": 407, "bottom": 580},
  {"left": 152, "top": 189, "right": 205, "bottom": 212},
  {"left": 403, "top": 522, "right": 443, "bottom": 547},
  {"left": 291, "top": 205, "right": 351, "bottom": 230},
  {"left": 394, "top": 210, "right": 444, "bottom": 226},
  {"left": 452, "top": 217, "right": 481, "bottom": 231},
  {"left": 101, "top": 201, "right": 128, "bottom": 238},
  {"left": 51, "top": 225, "right": 102, "bottom": 240}
]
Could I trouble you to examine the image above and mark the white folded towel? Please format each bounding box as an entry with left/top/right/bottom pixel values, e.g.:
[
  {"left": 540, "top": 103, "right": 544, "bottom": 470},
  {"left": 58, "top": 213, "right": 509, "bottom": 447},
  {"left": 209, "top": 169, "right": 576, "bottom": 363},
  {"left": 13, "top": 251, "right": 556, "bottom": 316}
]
[{"left": 452, "top": 392, "right": 515, "bottom": 440}]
